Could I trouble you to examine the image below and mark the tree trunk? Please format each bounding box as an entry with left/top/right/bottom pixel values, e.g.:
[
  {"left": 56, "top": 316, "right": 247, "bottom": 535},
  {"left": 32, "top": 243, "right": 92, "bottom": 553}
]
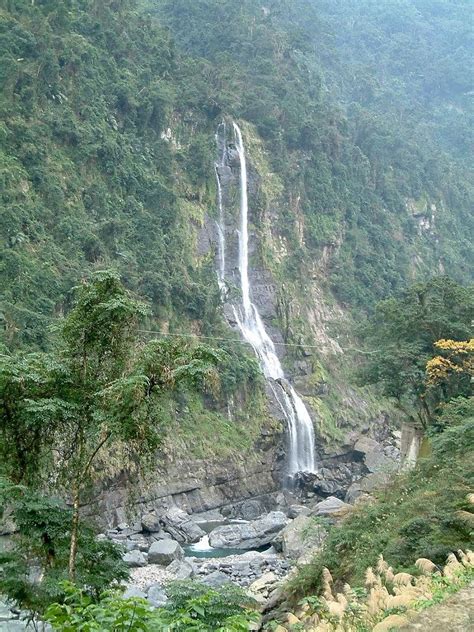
[{"left": 68, "top": 483, "right": 80, "bottom": 581}]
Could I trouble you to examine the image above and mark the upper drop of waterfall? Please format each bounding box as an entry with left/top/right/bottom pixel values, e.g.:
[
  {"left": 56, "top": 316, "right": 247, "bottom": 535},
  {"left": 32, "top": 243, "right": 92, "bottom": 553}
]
[{"left": 215, "top": 122, "right": 317, "bottom": 478}]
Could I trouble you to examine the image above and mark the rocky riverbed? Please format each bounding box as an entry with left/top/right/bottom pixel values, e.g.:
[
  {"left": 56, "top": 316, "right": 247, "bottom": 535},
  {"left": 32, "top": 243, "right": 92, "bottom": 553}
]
[{"left": 99, "top": 494, "right": 356, "bottom": 616}]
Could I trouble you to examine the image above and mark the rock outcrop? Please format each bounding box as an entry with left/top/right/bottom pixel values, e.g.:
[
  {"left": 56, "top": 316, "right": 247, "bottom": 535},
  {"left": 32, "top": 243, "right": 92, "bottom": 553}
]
[
  {"left": 208, "top": 511, "right": 289, "bottom": 549},
  {"left": 148, "top": 539, "right": 184, "bottom": 565}
]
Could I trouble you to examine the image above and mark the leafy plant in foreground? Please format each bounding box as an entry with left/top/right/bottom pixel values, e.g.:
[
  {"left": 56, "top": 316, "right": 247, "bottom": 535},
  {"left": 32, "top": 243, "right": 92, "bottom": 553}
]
[{"left": 44, "top": 581, "right": 259, "bottom": 631}]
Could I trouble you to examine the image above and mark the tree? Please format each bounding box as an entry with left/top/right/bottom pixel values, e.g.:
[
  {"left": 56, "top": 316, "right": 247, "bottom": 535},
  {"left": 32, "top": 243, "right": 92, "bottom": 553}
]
[
  {"left": 426, "top": 339, "right": 474, "bottom": 390},
  {"left": 0, "top": 479, "right": 128, "bottom": 618},
  {"left": 358, "top": 277, "right": 474, "bottom": 428},
  {"left": 0, "top": 271, "right": 222, "bottom": 583}
]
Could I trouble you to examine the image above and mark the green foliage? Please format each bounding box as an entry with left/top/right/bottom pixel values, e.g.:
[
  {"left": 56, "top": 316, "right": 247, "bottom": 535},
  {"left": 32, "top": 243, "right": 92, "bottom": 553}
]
[
  {"left": 45, "top": 582, "right": 159, "bottom": 632},
  {"left": 157, "top": 0, "right": 473, "bottom": 310},
  {"left": 44, "top": 580, "right": 258, "bottom": 631},
  {"left": 0, "top": 271, "right": 223, "bottom": 595},
  {"left": 0, "top": 481, "right": 127, "bottom": 616},
  {"left": 1, "top": 0, "right": 472, "bottom": 353},
  {"left": 0, "top": 0, "right": 220, "bottom": 349},
  {"left": 288, "top": 396, "right": 474, "bottom": 600},
  {"left": 157, "top": 580, "right": 259, "bottom": 631},
  {"left": 357, "top": 276, "right": 474, "bottom": 426}
]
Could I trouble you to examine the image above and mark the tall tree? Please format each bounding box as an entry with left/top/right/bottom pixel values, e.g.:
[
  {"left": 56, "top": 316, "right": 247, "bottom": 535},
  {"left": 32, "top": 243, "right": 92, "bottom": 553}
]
[
  {"left": 358, "top": 277, "right": 473, "bottom": 428},
  {"left": 0, "top": 271, "right": 222, "bottom": 580}
]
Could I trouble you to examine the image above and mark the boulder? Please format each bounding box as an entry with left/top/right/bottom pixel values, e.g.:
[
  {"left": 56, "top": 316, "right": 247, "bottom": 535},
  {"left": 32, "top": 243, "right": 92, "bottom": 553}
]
[
  {"left": 123, "top": 550, "right": 148, "bottom": 567},
  {"left": 167, "top": 559, "right": 194, "bottom": 580},
  {"left": 249, "top": 571, "right": 278, "bottom": 595},
  {"left": 202, "top": 570, "right": 233, "bottom": 588},
  {"left": 288, "top": 505, "right": 310, "bottom": 519},
  {"left": 127, "top": 534, "right": 150, "bottom": 552},
  {"left": 208, "top": 512, "right": 289, "bottom": 550},
  {"left": 313, "top": 496, "right": 352, "bottom": 516},
  {"left": 148, "top": 539, "right": 184, "bottom": 565},
  {"left": 122, "top": 585, "right": 147, "bottom": 600},
  {"left": 353, "top": 437, "right": 397, "bottom": 474},
  {"left": 147, "top": 584, "right": 168, "bottom": 608},
  {"left": 274, "top": 515, "right": 326, "bottom": 559},
  {"left": 141, "top": 512, "right": 162, "bottom": 533},
  {"left": 161, "top": 507, "right": 205, "bottom": 543},
  {"left": 239, "top": 499, "right": 265, "bottom": 521}
]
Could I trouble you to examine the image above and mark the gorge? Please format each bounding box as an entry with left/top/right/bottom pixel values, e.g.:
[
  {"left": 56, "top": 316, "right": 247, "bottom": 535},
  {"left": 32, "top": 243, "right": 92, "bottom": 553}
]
[{"left": 0, "top": 0, "right": 472, "bottom": 629}]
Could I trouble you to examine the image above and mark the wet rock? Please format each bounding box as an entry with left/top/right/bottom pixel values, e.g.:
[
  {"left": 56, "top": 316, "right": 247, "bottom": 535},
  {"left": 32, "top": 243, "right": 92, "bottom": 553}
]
[
  {"left": 148, "top": 539, "right": 184, "bottom": 565},
  {"left": 161, "top": 507, "right": 205, "bottom": 543},
  {"left": 123, "top": 550, "right": 148, "bottom": 567},
  {"left": 147, "top": 584, "right": 168, "bottom": 608},
  {"left": 209, "top": 512, "right": 288, "bottom": 549}
]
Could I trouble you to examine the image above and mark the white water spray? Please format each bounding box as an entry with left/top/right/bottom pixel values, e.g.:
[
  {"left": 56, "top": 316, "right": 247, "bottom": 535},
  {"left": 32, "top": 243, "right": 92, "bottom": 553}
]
[
  {"left": 215, "top": 124, "right": 227, "bottom": 294},
  {"left": 216, "top": 122, "right": 317, "bottom": 477}
]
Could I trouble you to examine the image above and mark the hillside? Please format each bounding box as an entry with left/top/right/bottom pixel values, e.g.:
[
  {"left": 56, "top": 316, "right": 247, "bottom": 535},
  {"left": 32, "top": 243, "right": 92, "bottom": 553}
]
[{"left": 0, "top": 1, "right": 473, "bottom": 629}]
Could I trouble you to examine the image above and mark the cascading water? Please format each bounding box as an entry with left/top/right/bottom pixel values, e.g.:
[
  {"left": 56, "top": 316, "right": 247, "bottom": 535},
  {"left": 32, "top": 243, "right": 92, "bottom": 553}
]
[
  {"left": 215, "top": 123, "right": 227, "bottom": 294},
  {"left": 215, "top": 122, "right": 317, "bottom": 479}
]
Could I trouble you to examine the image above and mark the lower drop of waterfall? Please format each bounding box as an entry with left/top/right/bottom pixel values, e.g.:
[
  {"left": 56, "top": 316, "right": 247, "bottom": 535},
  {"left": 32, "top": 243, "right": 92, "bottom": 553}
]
[{"left": 215, "top": 122, "right": 317, "bottom": 478}]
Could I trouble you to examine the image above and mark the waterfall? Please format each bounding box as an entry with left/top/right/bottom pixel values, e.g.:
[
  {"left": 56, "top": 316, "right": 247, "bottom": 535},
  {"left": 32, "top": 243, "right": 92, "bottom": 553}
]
[
  {"left": 215, "top": 122, "right": 317, "bottom": 478},
  {"left": 215, "top": 124, "right": 226, "bottom": 294},
  {"left": 215, "top": 166, "right": 226, "bottom": 293}
]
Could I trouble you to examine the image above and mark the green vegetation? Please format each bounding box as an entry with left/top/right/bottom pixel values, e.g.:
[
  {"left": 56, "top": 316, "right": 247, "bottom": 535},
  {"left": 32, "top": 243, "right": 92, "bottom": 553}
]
[
  {"left": 358, "top": 276, "right": 474, "bottom": 427},
  {"left": 1, "top": 0, "right": 472, "bottom": 353},
  {"left": 0, "top": 481, "right": 128, "bottom": 617},
  {"left": 287, "top": 278, "right": 473, "bottom": 603},
  {"left": 0, "top": 271, "right": 222, "bottom": 613},
  {"left": 45, "top": 581, "right": 258, "bottom": 631},
  {"left": 289, "top": 398, "right": 474, "bottom": 598},
  {"left": 0, "top": 1, "right": 472, "bottom": 628}
]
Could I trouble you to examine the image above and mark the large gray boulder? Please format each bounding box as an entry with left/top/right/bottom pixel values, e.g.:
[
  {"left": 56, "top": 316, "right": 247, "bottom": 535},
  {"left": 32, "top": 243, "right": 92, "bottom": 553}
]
[
  {"left": 313, "top": 496, "right": 352, "bottom": 516},
  {"left": 208, "top": 512, "right": 288, "bottom": 549},
  {"left": 239, "top": 499, "right": 265, "bottom": 521},
  {"left": 167, "top": 559, "right": 195, "bottom": 580},
  {"left": 123, "top": 550, "right": 148, "bottom": 567},
  {"left": 148, "top": 538, "right": 184, "bottom": 565},
  {"left": 141, "top": 511, "right": 162, "bottom": 533},
  {"left": 161, "top": 507, "right": 205, "bottom": 543},
  {"left": 353, "top": 437, "right": 397, "bottom": 474},
  {"left": 273, "top": 515, "right": 326, "bottom": 559},
  {"left": 122, "top": 585, "right": 147, "bottom": 600},
  {"left": 147, "top": 584, "right": 168, "bottom": 608}
]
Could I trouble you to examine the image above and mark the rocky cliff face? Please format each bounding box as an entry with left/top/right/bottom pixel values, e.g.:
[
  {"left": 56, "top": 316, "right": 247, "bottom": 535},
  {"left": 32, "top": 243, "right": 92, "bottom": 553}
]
[{"left": 95, "top": 121, "right": 401, "bottom": 528}]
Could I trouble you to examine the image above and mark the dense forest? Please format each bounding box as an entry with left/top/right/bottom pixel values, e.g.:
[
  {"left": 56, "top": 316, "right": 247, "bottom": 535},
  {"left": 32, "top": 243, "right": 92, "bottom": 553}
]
[
  {"left": 1, "top": 0, "right": 472, "bottom": 351},
  {"left": 0, "top": 0, "right": 472, "bottom": 630}
]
